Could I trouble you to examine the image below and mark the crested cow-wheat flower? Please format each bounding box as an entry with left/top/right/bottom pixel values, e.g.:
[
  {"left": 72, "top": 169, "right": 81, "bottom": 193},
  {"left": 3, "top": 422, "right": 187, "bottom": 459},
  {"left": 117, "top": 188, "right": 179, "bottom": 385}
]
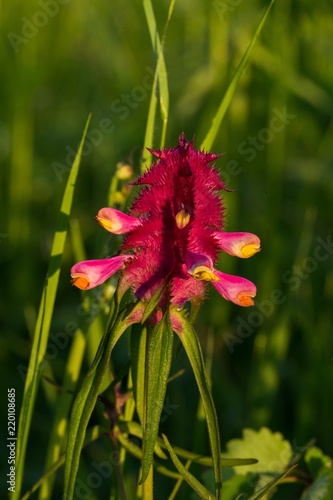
[{"left": 71, "top": 133, "right": 260, "bottom": 314}]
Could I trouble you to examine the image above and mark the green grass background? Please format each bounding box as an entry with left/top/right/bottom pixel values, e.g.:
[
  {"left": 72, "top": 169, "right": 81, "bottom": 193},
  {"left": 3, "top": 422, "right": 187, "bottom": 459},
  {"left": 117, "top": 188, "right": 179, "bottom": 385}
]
[{"left": 1, "top": 0, "right": 333, "bottom": 498}]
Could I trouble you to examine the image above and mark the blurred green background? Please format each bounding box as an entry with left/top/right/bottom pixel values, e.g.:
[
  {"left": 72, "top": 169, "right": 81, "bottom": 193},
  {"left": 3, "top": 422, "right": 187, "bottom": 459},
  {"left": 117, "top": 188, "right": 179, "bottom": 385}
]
[{"left": 1, "top": 0, "right": 333, "bottom": 498}]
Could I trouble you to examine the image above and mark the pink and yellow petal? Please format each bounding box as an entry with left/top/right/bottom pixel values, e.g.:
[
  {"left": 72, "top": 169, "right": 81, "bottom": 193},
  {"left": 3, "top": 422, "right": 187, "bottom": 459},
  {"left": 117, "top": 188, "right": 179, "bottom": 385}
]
[
  {"left": 211, "top": 270, "right": 256, "bottom": 307},
  {"left": 96, "top": 208, "right": 141, "bottom": 234},
  {"left": 213, "top": 231, "right": 261, "bottom": 258},
  {"left": 71, "top": 255, "right": 130, "bottom": 290}
]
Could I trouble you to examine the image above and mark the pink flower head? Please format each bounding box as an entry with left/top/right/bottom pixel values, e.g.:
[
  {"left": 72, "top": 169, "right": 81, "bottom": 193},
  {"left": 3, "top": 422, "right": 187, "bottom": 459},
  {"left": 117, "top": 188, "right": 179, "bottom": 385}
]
[{"left": 71, "top": 134, "right": 260, "bottom": 310}]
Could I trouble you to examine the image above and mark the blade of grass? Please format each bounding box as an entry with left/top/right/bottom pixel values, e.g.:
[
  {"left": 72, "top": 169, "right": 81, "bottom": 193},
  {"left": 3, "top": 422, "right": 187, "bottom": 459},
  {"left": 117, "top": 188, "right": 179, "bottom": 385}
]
[
  {"left": 157, "top": 0, "right": 175, "bottom": 148},
  {"left": 167, "top": 459, "right": 192, "bottom": 500},
  {"left": 39, "top": 219, "right": 90, "bottom": 499},
  {"left": 141, "top": 67, "right": 158, "bottom": 172},
  {"left": 141, "top": 0, "right": 175, "bottom": 171},
  {"left": 156, "top": 435, "right": 257, "bottom": 468},
  {"left": 12, "top": 114, "right": 91, "bottom": 500},
  {"left": 200, "top": 0, "right": 276, "bottom": 152}
]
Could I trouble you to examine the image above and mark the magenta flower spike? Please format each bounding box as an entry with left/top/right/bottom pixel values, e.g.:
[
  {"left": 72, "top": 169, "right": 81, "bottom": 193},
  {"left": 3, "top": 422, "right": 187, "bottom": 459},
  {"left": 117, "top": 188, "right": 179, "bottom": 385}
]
[{"left": 71, "top": 134, "right": 260, "bottom": 312}]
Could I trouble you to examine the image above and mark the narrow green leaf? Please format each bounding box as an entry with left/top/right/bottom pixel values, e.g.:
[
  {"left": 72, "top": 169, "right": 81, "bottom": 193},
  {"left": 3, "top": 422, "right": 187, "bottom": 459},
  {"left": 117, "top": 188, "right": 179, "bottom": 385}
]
[
  {"left": 157, "top": 0, "right": 175, "bottom": 148},
  {"left": 157, "top": 435, "right": 258, "bottom": 467},
  {"left": 200, "top": 0, "right": 276, "bottom": 152},
  {"left": 141, "top": 70, "right": 158, "bottom": 172},
  {"left": 39, "top": 220, "right": 94, "bottom": 499},
  {"left": 12, "top": 115, "right": 91, "bottom": 500},
  {"left": 64, "top": 300, "right": 145, "bottom": 500},
  {"left": 141, "top": 313, "right": 174, "bottom": 483},
  {"left": 162, "top": 434, "right": 216, "bottom": 500},
  {"left": 168, "top": 459, "right": 191, "bottom": 500},
  {"left": 247, "top": 464, "right": 298, "bottom": 500},
  {"left": 220, "top": 458, "right": 258, "bottom": 467},
  {"left": 171, "top": 310, "right": 222, "bottom": 499},
  {"left": 141, "top": 0, "right": 161, "bottom": 171}
]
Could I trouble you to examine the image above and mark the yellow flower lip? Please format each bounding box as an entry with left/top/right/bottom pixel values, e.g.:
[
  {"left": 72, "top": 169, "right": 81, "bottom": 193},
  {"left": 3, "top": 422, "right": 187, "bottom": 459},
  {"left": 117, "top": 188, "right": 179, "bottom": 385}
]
[
  {"left": 241, "top": 243, "right": 261, "bottom": 258},
  {"left": 190, "top": 265, "right": 220, "bottom": 282},
  {"left": 95, "top": 215, "right": 122, "bottom": 233},
  {"left": 175, "top": 209, "right": 190, "bottom": 229},
  {"left": 71, "top": 275, "right": 90, "bottom": 290}
]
